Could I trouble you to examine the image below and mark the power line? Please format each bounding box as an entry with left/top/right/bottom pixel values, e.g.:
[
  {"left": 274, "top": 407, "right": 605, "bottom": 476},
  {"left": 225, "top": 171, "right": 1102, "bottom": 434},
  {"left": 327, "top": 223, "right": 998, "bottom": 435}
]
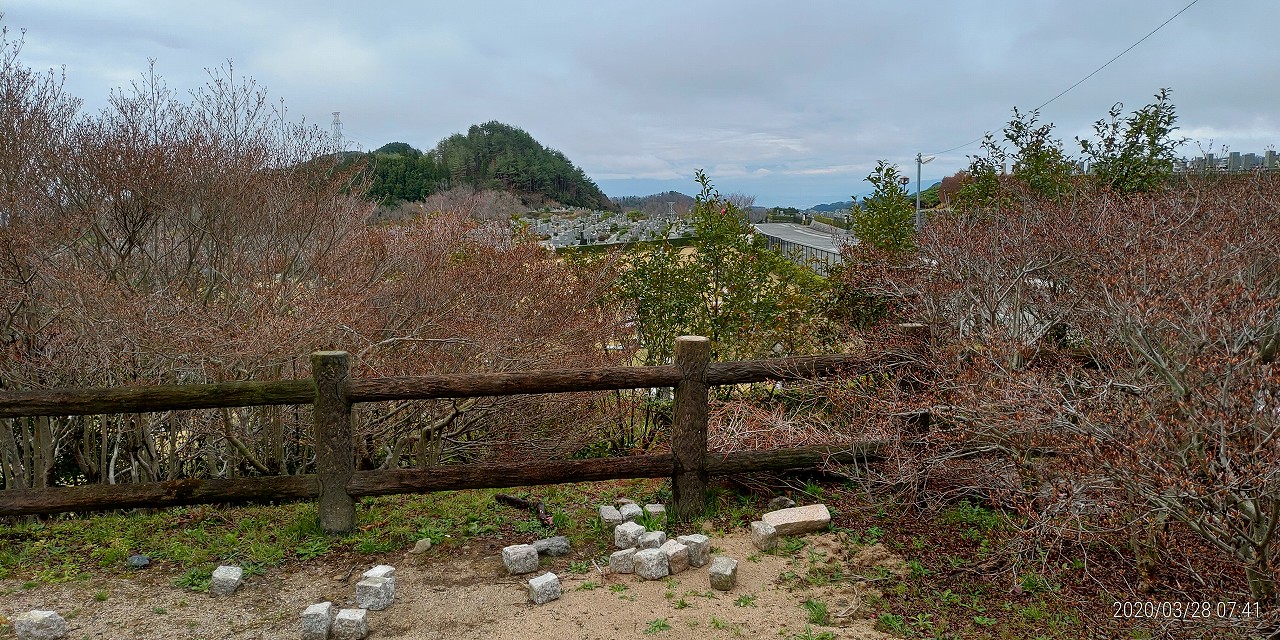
[
  {"left": 1029, "top": 0, "right": 1200, "bottom": 112},
  {"left": 926, "top": 0, "right": 1200, "bottom": 157}
]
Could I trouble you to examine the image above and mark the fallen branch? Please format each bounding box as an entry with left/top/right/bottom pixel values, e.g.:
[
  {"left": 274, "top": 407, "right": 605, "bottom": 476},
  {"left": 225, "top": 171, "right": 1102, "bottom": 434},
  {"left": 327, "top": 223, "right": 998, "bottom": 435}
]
[{"left": 495, "top": 493, "right": 553, "bottom": 526}]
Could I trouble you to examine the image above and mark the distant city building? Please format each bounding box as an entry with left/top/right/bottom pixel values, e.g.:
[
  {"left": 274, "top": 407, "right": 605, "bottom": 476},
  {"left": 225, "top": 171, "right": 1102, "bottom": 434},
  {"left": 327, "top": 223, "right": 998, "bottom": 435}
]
[{"left": 1174, "top": 149, "right": 1277, "bottom": 173}]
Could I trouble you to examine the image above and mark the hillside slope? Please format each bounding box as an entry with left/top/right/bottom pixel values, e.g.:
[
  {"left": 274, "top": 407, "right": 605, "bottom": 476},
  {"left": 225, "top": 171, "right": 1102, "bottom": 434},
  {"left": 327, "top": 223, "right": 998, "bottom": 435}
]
[{"left": 365, "top": 122, "right": 613, "bottom": 210}]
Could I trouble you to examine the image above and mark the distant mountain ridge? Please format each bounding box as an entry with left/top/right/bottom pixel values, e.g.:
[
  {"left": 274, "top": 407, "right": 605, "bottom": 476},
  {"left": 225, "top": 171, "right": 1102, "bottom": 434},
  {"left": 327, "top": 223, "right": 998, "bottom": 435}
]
[
  {"left": 808, "top": 200, "right": 855, "bottom": 212},
  {"left": 363, "top": 121, "right": 613, "bottom": 210}
]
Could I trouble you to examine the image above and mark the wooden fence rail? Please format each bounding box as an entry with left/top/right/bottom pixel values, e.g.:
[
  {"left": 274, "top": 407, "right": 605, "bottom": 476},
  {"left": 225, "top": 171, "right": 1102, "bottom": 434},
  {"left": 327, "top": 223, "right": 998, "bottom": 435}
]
[{"left": 0, "top": 337, "right": 911, "bottom": 531}]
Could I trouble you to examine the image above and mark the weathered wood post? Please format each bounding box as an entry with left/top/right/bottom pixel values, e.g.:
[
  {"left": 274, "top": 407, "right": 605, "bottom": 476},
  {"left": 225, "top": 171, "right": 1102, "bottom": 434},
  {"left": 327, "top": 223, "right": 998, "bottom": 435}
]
[
  {"left": 671, "top": 335, "right": 710, "bottom": 522},
  {"left": 312, "top": 351, "right": 355, "bottom": 534}
]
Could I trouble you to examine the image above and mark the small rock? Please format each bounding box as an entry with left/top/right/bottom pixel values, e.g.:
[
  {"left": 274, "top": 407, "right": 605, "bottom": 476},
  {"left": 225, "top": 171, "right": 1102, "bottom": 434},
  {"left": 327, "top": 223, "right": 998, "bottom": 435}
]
[
  {"left": 709, "top": 556, "right": 738, "bottom": 591},
  {"left": 300, "top": 601, "right": 334, "bottom": 640},
  {"left": 598, "top": 505, "right": 623, "bottom": 528},
  {"left": 637, "top": 530, "right": 667, "bottom": 550},
  {"left": 528, "top": 572, "right": 562, "bottom": 604},
  {"left": 609, "top": 547, "right": 637, "bottom": 574},
  {"left": 660, "top": 539, "right": 689, "bottom": 575},
  {"left": 633, "top": 548, "right": 669, "bottom": 580},
  {"left": 762, "top": 504, "right": 831, "bottom": 536},
  {"left": 767, "top": 496, "right": 796, "bottom": 510},
  {"left": 614, "top": 521, "right": 645, "bottom": 549},
  {"left": 614, "top": 497, "right": 637, "bottom": 507},
  {"left": 502, "top": 544, "right": 540, "bottom": 575},
  {"left": 532, "top": 536, "right": 570, "bottom": 556},
  {"left": 750, "top": 521, "right": 777, "bottom": 552},
  {"left": 677, "top": 534, "right": 711, "bottom": 567},
  {"left": 362, "top": 564, "right": 396, "bottom": 581},
  {"left": 408, "top": 538, "right": 432, "bottom": 554},
  {"left": 355, "top": 576, "right": 394, "bottom": 611},
  {"left": 643, "top": 503, "right": 666, "bottom": 522},
  {"left": 331, "top": 608, "right": 368, "bottom": 640},
  {"left": 619, "top": 502, "right": 643, "bottom": 522},
  {"left": 13, "top": 610, "right": 67, "bottom": 640},
  {"left": 209, "top": 565, "right": 243, "bottom": 595},
  {"left": 126, "top": 554, "right": 150, "bottom": 569}
]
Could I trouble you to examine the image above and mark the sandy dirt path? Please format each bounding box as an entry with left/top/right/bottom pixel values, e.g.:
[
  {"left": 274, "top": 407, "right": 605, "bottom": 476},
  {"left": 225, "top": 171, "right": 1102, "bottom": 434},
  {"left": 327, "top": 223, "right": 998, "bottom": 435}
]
[{"left": 2, "top": 532, "right": 895, "bottom": 639}]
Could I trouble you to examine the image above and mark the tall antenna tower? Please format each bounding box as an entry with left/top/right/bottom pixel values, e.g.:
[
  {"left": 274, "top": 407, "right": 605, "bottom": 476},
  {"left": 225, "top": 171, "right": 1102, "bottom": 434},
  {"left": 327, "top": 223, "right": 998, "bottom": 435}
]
[{"left": 331, "top": 112, "right": 344, "bottom": 151}]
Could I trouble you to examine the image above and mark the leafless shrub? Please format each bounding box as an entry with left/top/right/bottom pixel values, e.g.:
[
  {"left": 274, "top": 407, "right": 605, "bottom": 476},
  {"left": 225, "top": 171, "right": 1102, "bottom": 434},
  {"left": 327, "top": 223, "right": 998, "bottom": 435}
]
[
  {"left": 832, "top": 173, "right": 1280, "bottom": 603},
  {"left": 0, "top": 38, "right": 626, "bottom": 488}
]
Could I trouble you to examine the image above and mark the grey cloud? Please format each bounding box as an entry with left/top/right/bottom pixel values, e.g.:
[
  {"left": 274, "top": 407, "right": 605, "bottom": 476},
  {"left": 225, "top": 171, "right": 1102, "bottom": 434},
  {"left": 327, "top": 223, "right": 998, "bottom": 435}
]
[{"left": 4, "top": 0, "right": 1277, "bottom": 207}]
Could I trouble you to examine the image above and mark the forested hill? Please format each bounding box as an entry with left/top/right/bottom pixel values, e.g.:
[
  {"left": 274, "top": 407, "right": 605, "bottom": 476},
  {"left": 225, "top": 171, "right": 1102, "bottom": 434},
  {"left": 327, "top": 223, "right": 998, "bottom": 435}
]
[
  {"left": 611, "top": 191, "right": 696, "bottom": 216},
  {"left": 363, "top": 122, "right": 614, "bottom": 210}
]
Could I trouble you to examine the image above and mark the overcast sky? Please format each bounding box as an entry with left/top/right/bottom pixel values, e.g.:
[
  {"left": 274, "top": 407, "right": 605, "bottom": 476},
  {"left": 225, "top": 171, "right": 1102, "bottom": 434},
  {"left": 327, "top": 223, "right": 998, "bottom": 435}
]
[{"left": 5, "top": 1, "right": 1277, "bottom": 207}]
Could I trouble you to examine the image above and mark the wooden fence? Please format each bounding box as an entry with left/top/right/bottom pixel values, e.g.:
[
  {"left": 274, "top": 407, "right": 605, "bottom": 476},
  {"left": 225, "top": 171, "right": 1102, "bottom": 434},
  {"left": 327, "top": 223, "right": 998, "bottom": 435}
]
[{"left": 0, "top": 336, "right": 907, "bottom": 533}]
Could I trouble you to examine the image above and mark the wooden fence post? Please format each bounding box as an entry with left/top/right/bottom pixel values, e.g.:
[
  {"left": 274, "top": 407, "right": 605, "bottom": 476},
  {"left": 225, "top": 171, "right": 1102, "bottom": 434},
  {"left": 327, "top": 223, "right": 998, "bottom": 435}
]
[
  {"left": 671, "top": 335, "right": 710, "bottom": 522},
  {"left": 312, "top": 351, "right": 355, "bottom": 534}
]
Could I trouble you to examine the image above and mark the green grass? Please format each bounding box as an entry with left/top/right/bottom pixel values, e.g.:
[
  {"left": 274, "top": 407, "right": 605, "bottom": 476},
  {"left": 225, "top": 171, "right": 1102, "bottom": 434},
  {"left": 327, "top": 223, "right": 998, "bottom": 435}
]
[
  {"left": 774, "top": 537, "right": 806, "bottom": 555},
  {"left": 803, "top": 599, "right": 829, "bottom": 625},
  {"left": 876, "top": 613, "right": 907, "bottom": 634},
  {"left": 0, "top": 481, "right": 647, "bottom": 588},
  {"left": 787, "top": 627, "right": 835, "bottom": 640},
  {"left": 644, "top": 618, "right": 672, "bottom": 634},
  {"left": 174, "top": 566, "right": 212, "bottom": 592},
  {"left": 734, "top": 593, "right": 757, "bottom": 607}
]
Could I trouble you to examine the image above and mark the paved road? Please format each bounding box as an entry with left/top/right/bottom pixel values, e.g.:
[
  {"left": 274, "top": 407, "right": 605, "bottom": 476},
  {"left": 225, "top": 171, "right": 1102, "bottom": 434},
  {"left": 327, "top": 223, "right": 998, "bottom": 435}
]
[{"left": 752, "top": 223, "right": 854, "bottom": 253}]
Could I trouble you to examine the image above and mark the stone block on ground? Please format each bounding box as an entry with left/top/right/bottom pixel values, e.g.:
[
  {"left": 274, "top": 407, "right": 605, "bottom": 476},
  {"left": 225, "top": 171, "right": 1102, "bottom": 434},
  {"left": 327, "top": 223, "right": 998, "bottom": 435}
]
[
  {"left": 660, "top": 539, "right": 689, "bottom": 575},
  {"left": 362, "top": 564, "right": 395, "bottom": 580},
  {"left": 598, "top": 505, "right": 623, "bottom": 528},
  {"left": 209, "top": 565, "right": 243, "bottom": 595},
  {"left": 633, "top": 548, "right": 669, "bottom": 580},
  {"left": 750, "top": 520, "right": 777, "bottom": 552},
  {"left": 408, "top": 538, "right": 432, "bottom": 554},
  {"left": 619, "top": 502, "right": 643, "bottom": 522},
  {"left": 502, "top": 544, "right": 540, "bottom": 575},
  {"left": 331, "top": 608, "right": 368, "bottom": 640},
  {"left": 677, "top": 534, "right": 711, "bottom": 567},
  {"left": 709, "top": 556, "right": 738, "bottom": 591},
  {"left": 761, "top": 503, "right": 831, "bottom": 536},
  {"left": 126, "top": 554, "right": 150, "bottom": 569},
  {"left": 614, "top": 521, "right": 645, "bottom": 549},
  {"left": 528, "top": 572, "right": 562, "bottom": 604},
  {"left": 532, "top": 536, "right": 570, "bottom": 556},
  {"left": 637, "top": 530, "right": 667, "bottom": 550},
  {"left": 767, "top": 496, "right": 796, "bottom": 510},
  {"left": 609, "top": 547, "right": 637, "bottom": 574},
  {"left": 13, "top": 610, "right": 67, "bottom": 640},
  {"left": 301, "top": 601, "right": 334, "bottom": 640},
  {"left": 355, "top": 576, "right": 394, "bottom": 611},
  {"left": 643, "top": 503, "right": 666, "bottom": 522}
]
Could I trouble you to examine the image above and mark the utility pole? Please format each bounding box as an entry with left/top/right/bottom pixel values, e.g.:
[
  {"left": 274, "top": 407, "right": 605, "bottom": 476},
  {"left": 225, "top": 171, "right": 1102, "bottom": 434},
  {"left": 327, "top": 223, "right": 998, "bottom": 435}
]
[{"left": 915, "top": 153, "right": 935, "bottom": 230}]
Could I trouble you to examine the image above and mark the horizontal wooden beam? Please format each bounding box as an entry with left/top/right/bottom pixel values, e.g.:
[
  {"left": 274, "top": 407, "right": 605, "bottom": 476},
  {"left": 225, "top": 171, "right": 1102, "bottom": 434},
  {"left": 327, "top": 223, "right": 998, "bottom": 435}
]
[
  {"left": 0, "top": 380, "right": 315, "bottom": 419},
  {"left": 347, "top": 365, "right": 683, "bottom": 403},
  {"left": 0, "top": 444, "right": 885, "bottom": 517},
  {"left": 0, "top": 353, "right": 913, "bottom": 419},
  {"left": 706, "top": 442, "right": 887, "bottom": 474},
  {"left": 346, "top": 454, "right": 677, "bottom": 497},
  {"left": 706, "top": 353, "right": 911, "bottom": 386},
  {"left": 0, "top": 475, "right": 318, "bottom": 517}
]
